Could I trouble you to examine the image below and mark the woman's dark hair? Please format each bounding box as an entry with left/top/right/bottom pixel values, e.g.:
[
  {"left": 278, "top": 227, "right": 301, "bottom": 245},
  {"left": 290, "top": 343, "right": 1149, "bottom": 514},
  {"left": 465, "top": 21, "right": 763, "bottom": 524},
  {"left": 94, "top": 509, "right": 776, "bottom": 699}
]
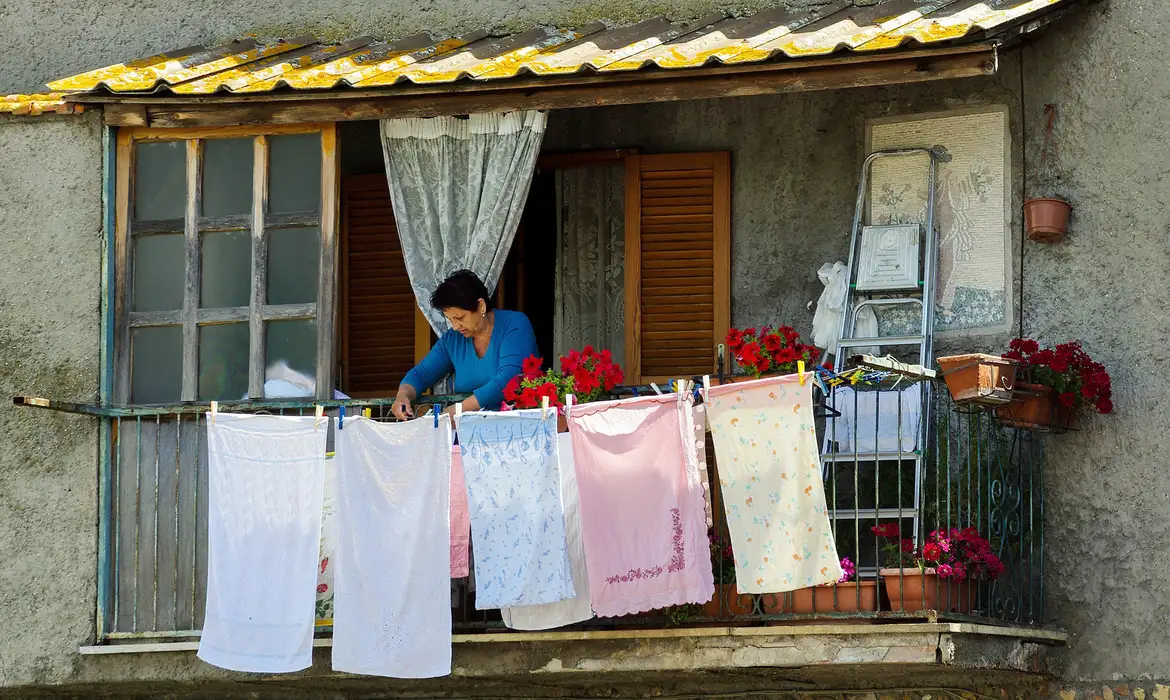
[{"left": 430, "top": 269, "right": 494, "bottom": 312}]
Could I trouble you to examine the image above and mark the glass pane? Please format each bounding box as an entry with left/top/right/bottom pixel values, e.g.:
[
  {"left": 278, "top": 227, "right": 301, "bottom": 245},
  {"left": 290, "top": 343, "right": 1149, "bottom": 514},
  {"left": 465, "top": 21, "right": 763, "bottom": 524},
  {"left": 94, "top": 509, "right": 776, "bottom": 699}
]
[
  {"left": 133, "top": 234, "right": 184, "bottom": 312},
  {"left": 268, "top": 133, "right": 321, "bottom": 214},
  {"left": 134, "top": 141, "right": 186, "bottom": 221},
  {"left": 198, "top": 323, "right": 249, "bottom": 401},
  {"left": 267, "top": 227, "right": 319, "bottom": 305},
  {"left": 265, "top": 320, "right": 317, "bottom": 396},
  {"left": 201, "top": 231, "right": 251, "bottom": 308},
  {"left": 202, "top": 138, "right": 253, "bottom": 217},
  {"left": 131, "top": 326, "right": 182, "bottom": 404}
]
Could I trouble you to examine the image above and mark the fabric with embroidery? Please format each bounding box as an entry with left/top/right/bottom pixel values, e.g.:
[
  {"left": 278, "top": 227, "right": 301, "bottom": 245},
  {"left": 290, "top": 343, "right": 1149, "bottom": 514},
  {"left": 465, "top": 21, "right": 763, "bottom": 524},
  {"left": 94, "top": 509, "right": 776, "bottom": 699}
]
[
  {"left": 568, "top": 394, "right": 714, "bottom": 617},
  {"left": 332, "top": 416, "right": 453, "bottom": 678},
  {"left": 198, "top": 414, "right": 326, "bottom": 673},
  {"left": 459, "top": 410, "right": 575, "bottom": 609},
  {"left": 501, "top": 432, "right": 595, "bottom": 630},
  {"left": 706, "top": 374, "right": 843, "bottom": 594}
]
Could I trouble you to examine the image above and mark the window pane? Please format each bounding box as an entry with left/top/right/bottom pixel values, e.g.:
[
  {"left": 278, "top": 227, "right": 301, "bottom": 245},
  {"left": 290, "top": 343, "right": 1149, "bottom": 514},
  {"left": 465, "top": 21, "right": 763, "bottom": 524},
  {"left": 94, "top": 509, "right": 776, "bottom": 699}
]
[
  {"left": 268, "top": 133, "right": 321, "bottom": 214},
  {"left": 201, "top": 231, "right": 250, "bottom": 308},
  {"left": 198, "top": 323, "right": 249, "bottom": 401},
  {"left": 267, "top": 227, "right": 319, "bottom": 305},
  {"left": 131, "top": 326, "right": 182, "bottom": 404},
  {"left": 266, "top": 320, "right": 317, "bottom": 396},
  {"left": 202, "top": 138, "right": 253, "bottom": 217},
  {"left": 133, "top": 234, "right": 184, "bottom": 312},
  {"left": 134, "top": 141, "right": 186, "bottom": 221}
]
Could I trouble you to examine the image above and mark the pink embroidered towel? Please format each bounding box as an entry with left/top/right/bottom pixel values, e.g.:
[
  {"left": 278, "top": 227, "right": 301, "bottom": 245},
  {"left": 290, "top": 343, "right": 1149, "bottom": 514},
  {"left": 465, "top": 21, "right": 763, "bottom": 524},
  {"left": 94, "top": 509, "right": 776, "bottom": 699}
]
[
  {"left": 567, "top": 393, "right": 714, "bottom": 617},
  {"left": 450, "top": 446, "right": 470, "bottom": 578},
  {"left": 706, "top": 374, "right": 843, "bottom": 593}
]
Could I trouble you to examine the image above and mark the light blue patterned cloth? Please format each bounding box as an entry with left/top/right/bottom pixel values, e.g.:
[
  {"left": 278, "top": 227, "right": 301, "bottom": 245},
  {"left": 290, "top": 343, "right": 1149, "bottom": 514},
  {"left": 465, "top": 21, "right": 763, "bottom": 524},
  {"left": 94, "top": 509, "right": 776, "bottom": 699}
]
[{"left": 459, "top": 409, "right": 575, "bottom": 609}]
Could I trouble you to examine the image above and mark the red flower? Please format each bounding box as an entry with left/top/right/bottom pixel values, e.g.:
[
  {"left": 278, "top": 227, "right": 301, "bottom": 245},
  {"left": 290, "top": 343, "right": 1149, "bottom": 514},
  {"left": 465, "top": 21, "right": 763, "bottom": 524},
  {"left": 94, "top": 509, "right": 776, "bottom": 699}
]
[
  {"left": 1096, "top": 397, "right": 1114, "bottom": 414},
  {"left": 922, "top": 542, "right": 941, "bottom": 563},
  {"left": 504, "top": 376, "right": 521, "bottom": 402},
  {"left": 726, "top": 328, "right": 745, "bottom": 352},
  {"left": 600, "top": 349, "right": 613, "bottom": 363},
  {"left": 573, "top": 367, "right": 600, "bottom": 395},
  {"left": 320, "top": 557, "right": 329, "bottom": 574},
  {"left": 317, "top": 583, "right": 328, "bottom": 594},
  {"left": 536, "top": 381, "right": 562, "bottom": 406},
  {"left": 581, "top": 344, "right": 596, "bottom": 358},
  {"left": 518, "top": 387, "right": 540, "bottom": 409},
  {"left": 1058, "top": 392, "right": 1076, "bottom": 409},
  {"left": 762, "top": 333, "right": 785, "bottom": 353},
  {"left": 522, "top": 355, "right": 543, "bottom": 380},
  {"left": 739, "top": 341, "right": 764, "bottom": 367},
  {"left": 871, "top": 522, "right": 900, "bottom": 538}
]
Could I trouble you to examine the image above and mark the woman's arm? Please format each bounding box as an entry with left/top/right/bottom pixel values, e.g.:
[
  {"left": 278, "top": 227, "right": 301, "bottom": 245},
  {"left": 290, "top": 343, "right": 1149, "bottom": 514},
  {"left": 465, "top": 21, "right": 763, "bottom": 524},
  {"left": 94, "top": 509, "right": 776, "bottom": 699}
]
[
  {"left": 472, "top": 313, "right": 537, "bottom": 411},
  {"left": 395, "top": 337, "right": 454, "bottom": 419}
]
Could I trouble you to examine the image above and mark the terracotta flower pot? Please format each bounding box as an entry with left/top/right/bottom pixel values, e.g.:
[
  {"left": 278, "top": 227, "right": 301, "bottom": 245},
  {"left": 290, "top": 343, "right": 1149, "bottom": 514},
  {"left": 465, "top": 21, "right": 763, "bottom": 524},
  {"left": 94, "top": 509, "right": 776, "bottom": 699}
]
[
  {"left": 880, "top": 568, "right": 977, "bottom": 613},
  {"left": 1024, "top": 197, "right": 1071, "bottom": 243},
  {"left": 812, "top": 581, "right": 879, "bottom": 613},
  {"left": 995, "top": 382, "right": 1077, "bottom": 431},
  {"left": 937, "top": 354, "right": 1018, "bottom": 406},
  {"left": 702, "top": 584, "right": 755, "bottom": 617}
]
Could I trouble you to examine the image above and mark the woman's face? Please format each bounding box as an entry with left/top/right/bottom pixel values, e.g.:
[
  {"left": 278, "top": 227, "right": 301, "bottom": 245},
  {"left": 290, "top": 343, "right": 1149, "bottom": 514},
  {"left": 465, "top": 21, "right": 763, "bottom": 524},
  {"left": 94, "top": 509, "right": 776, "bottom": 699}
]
[{"left": 443, "top": 300, "right": 486, "bottom": 337}]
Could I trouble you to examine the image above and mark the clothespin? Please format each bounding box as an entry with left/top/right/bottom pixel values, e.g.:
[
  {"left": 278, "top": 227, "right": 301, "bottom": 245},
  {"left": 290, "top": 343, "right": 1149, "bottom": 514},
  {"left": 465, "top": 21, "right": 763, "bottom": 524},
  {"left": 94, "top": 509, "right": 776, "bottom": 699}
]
[
  {"left": 702, "top": 375, "right": 711, "bottom": 403},
  {"left": 209, "top": 401, "right": 218, "bottom": 425},
  {"left": 564, "top": 393, "right": 575, "bottom": 420},
  {"left": 650, "top": 382, "right": 662, "bottom": 395},
  {"left": 314, "top": 404, "right": 325, "bottom": 429},
  {"left": 433, "top": 403, "right": 440, "bottom": 428},
  {"left": 541, "top": 395, "right": 550, "bottom": 419},
  {"left": 632, "top": 387, "right": 640, "bottom": 397},
  {"left": 814, "top": 371, "right": 829, "bottom": 396},
  {"left": 338, "top": 405, "right": 345, "bottom": 430},
  {"left": 798, "top": 360, "right": 806, "bottom": 386},
  {"left": 362, "top": 407, "right": 372, "bottom": 419}
]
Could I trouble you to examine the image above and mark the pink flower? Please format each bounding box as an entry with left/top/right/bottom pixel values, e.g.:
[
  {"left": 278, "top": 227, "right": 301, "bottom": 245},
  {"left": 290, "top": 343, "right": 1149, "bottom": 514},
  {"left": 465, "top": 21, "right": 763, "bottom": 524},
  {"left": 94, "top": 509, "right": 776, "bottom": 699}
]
[{"left": 937, "top": 564, "right": 953, "bottom": 578}]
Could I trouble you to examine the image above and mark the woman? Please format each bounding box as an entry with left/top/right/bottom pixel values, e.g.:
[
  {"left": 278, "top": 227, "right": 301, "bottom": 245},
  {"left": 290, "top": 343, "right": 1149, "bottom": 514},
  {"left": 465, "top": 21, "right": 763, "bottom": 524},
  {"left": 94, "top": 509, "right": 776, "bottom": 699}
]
[{"left": 392, "top": 269, "right": 539, "bottom": 420}]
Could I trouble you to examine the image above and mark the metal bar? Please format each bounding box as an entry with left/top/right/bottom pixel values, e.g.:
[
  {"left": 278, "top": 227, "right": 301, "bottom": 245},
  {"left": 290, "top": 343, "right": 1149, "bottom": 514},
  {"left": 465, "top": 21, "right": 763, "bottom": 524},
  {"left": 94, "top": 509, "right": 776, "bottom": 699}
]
[
  {"left": 173, "top": 417, "right": 181, "bottom": 629},
  {"left": 133, "top": 417, "right": 142, "bottom": 633},
  {"left": 113, "top": 418, "right": 122, "bottom": 633},
  {"left": 192, "top": 412, "right": 200, "bottom": 629},
  {"left": 152, "top": 414, "right": 161, "bottom": 630},
  {"left": 13, "top": 394, "right": 472, "bottom": 417},
  {"left": 837, "top": 336, "right": 925, "bottom": 347}
]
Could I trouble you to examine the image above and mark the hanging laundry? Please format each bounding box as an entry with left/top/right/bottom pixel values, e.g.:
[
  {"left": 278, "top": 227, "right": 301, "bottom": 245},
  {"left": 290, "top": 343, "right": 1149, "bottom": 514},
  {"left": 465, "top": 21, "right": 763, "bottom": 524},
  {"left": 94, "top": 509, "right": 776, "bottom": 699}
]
[
  {"left": 693, "top": 404, "right": 715, "bottom": 529},
  {"left": 198, "top": 414, "right": 327, "bottom": 673},
  {"left": 823, "top": 383, "right": 922, "bottom": 455},
  {"left": 706, "top": 374, "right": 843, "bottom": 594},
  {"left": 501, "top": 432, "right": 594, "bottom": 630},
  {"left": 459, "top": 410, "right": 575, "bottom": 609},
  {"left": 568, "top": 394, "right": 714, "bottom": 618},
  {"left": 332, "top": 416, "right": 453, "bottom": 679},
  {"left": 450, "top": 445, "right": 471, "bottom": 578}
]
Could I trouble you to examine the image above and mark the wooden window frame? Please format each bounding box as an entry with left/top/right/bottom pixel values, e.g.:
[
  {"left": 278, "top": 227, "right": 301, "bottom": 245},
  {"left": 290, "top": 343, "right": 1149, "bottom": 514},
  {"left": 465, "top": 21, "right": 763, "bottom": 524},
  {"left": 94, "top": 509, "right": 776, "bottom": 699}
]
[{"left": 114, "top": 123, "right": 339, "bottom": 404}]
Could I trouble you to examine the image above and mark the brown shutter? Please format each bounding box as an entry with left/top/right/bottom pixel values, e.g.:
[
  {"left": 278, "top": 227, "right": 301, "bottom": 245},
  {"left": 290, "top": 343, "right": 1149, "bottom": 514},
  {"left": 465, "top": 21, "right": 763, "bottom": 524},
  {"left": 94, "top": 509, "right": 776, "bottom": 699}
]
[
  {"left": 340, "top": 174, "right": 425, "bottom": 397},
  {"left": 624, "top": 152, "right": 731, "bottom": 384}
]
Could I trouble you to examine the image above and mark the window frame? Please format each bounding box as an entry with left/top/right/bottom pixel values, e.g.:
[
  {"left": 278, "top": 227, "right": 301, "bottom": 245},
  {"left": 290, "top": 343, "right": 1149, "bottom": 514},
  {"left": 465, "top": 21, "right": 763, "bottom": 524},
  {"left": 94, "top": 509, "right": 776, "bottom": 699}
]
[{"left": 114, "top": 123, "right": 339, "bottom": 404}]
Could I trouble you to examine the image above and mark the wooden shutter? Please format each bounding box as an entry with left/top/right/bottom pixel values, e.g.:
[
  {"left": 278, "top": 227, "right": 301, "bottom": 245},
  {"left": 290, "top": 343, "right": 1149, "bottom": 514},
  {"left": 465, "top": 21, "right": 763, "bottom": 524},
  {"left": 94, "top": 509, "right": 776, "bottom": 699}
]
[
  {"left": 339, "top": 174, "right": 428, "bottom": 397},
  {"left": 624, "top": 152, "right": 731, "bottom": 384}
]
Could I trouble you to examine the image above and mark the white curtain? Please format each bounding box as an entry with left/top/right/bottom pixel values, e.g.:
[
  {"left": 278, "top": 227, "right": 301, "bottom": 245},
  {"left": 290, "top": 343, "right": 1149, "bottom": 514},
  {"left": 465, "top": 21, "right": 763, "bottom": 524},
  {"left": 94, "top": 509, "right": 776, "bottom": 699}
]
[
  {"left": 553, "top": 164, "right": 625, "bottom": 366},
  {"left": 380, "top": 111, "right": 547, "bottom": 334}
]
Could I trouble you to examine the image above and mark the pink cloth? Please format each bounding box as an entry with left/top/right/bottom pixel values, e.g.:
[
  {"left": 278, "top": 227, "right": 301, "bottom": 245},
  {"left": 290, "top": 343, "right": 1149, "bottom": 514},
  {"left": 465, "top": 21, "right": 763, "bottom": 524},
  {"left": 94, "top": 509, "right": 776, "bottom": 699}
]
[
  {"left": 567, "top": 394, "right": 714, "bottom": 617},
  {"left": 450, "top": 446, "right": 470, "bottom": 578}
]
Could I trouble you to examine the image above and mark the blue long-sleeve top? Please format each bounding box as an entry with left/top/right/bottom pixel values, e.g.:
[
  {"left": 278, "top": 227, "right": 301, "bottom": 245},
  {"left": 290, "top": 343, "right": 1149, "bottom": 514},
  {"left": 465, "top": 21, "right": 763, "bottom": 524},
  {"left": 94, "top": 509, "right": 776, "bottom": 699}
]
[{"left": 402, "top": 309, "right": 539, "bottom": 411}]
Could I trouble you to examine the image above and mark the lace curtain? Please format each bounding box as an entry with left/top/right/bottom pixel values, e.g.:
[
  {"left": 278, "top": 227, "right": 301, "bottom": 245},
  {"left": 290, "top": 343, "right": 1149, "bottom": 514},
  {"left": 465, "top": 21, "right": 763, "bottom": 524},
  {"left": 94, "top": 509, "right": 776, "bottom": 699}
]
[
  {"left": 553, "top": 164, "right": 625, "bottom": 366},
  {"left": 380, "top": 111, "right": 546, "bottom": 334}
]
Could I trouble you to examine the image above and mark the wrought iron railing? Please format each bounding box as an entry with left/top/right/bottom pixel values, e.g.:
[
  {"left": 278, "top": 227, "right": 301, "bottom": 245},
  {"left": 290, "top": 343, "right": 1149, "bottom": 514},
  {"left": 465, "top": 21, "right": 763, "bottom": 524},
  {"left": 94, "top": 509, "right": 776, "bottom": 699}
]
[{"left": 16, "top": 379, "right": 1045, "bottom": 643}]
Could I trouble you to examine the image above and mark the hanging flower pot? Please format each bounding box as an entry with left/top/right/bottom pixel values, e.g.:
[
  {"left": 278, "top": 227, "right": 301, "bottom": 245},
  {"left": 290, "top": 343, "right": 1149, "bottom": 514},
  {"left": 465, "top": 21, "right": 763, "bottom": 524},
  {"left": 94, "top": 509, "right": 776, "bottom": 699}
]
[
  {"left": 937, "top": 354, "right": 1018, "bottom": 406},
  {"left": 1024, "top": 198, "right": 1071, "bottom": 243},
  {"left": 995, "top": 382, "right": 1077, "bottom": 431}
]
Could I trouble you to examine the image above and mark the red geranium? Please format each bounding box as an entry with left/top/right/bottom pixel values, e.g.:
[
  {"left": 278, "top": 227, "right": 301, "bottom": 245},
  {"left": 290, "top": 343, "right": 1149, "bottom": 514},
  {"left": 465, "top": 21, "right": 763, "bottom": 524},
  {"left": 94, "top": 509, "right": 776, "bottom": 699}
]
[
  {"left": 1003, "top": 337, "right": 1113, "bottom": 415},
  {"left": 504, "top": 348, "right": 624, "bottom": 410},
  {"left": 726, "top": 324, "right": 816, "bottom": 379},
  {"left": 522, "top": 355, "right": 544, "bottom": 380}
]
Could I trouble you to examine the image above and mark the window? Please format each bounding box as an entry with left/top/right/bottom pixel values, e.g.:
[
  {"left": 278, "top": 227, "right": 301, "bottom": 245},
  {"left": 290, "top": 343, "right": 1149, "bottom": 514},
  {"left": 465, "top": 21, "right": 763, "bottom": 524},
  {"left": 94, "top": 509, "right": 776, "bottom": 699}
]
[{"left": 114, "top": 125, "right": 338, "bottom": 404}]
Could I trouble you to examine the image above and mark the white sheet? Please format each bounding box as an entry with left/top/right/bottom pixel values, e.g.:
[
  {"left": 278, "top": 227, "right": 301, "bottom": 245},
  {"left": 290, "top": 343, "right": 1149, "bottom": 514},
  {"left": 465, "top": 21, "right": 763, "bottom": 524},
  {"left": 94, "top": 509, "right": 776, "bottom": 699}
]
[
  {"left": 823, "top": 383, "right": 922, "bottom": 455},
  {"left": 331, "top": 416, "right": 453, "bottom": 678},
  {"left": 198, "top": 414, "right": 327, "bottom": 673}
]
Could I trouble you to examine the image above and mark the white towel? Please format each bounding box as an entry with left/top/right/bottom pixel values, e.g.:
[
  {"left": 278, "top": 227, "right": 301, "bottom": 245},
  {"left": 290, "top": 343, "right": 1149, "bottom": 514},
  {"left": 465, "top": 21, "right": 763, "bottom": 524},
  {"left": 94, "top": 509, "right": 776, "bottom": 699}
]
[
  {"left": 332, "top": 416, "right": 453, "bottom": 679},
  {"left": 501, "top": 433, "right": 594, "bottom": 630},
  {"left": 198, "top": 414, "right": 327, "bottom": 673},
  {"left": 823, "top": 383, "right": 922, "bottom": 455}
]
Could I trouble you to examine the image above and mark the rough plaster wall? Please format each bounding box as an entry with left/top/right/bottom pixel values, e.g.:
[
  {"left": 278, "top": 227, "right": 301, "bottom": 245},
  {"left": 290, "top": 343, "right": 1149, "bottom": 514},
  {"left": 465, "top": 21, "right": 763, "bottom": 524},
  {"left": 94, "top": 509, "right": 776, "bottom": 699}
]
[
  {"left": 541, "top": 57, "right": 1025, "bottom": 356},
  {"left": 0, "top": 114, "right": 103, "bottom": 685},
  {"left": 0, "top": 0, "right": 835, "bottom": 94},
  {"left": 1020, "top": 0, "right": 1170, "bottom": 683}
]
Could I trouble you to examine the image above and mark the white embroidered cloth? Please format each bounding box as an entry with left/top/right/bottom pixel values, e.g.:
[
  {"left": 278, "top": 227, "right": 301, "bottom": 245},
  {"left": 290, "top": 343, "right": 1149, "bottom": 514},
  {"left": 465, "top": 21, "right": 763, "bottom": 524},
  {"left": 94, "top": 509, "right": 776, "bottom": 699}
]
[
  {"left": 198, "top": 414, "right": 326, "bottom": 673},
  {"left": 501, "top": 432, "right": 594, "bottom": 630},
  {"left": 706, "top": 374, "right": 842, "bottom": 593},
  {"left": 459, "top": 410, "right": 575, "bottom": 609},
  {"left": 331, "top": 416, "right": 453, "bottom": 678}
]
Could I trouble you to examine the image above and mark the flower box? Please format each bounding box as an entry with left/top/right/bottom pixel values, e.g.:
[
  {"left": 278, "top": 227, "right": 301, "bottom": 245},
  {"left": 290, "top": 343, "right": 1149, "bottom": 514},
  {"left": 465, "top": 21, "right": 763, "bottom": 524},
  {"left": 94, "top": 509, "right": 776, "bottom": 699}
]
[
  {"left": 937, "top": 354, "right": 1018, "bottom": 406},
  {"left": 880, "top": 568, "right": 977, "bottom": 614},
  {"left": 995, "top": 382, "right": 1077, "bottom": 431},
  {"left": 702, "top": 584, "right": 755, "bottom": 617}
]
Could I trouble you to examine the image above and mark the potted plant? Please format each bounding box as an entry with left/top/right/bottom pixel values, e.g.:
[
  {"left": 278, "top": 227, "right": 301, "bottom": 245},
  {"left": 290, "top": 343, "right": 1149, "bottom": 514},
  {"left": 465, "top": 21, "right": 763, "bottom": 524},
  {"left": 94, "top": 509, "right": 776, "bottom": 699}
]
[
  {"left": 724, "top": 325, "right": 818, "bottom": 382},
  {"left": 803, "top": 557, "right": 879, "bottom": 615},
  {"left": 873, "top": 523, "right": 1004, "bottom": 614},
  {"left": 702, "top": 530, "right": 754, "bottom": 617},
  {"left": 936, "top": 354, "right": 1019, "bottom": 406},
  {"left": 502, "top": 346, "right": 624, "bottom": 431},
  {"left": 1024, "top": 104, "right": 1072, "bottom": 243},
  {"left": 997, "top": 338, "right": 1113, "bottom": 430}
]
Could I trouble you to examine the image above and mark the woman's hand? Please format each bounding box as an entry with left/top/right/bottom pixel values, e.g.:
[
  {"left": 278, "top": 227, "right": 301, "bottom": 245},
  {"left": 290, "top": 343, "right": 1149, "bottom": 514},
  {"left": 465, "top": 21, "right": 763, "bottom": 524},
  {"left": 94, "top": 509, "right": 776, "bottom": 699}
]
[{"left": 391, "top": 390, "right": 414, "bottom": 421}]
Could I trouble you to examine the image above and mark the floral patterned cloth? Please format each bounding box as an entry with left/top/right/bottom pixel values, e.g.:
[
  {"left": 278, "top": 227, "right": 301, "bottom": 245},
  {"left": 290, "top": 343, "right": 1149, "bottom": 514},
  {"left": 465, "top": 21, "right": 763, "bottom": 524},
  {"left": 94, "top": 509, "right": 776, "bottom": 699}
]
[
  {"left": 568, "top": 393, "right": 713, "bottom": 617},
  {"left": 315, "top": 456, "right": 336, "bottom": 625},
  {"left": 459, "top": 410, "right": 575, "bottom": 609},
  {"left": 706, "top": 374, "right": 843, "bottom": 593}
]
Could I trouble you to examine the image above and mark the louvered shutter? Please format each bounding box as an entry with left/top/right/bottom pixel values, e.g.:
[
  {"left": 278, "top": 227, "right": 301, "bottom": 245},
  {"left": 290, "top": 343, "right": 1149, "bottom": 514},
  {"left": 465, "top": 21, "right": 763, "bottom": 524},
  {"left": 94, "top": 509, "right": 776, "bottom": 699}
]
[
  {"left": 340, "top": 174, "right": 425, "bottom": 397},
  {"left": 623, "top": 152, "right": 731, "bottom": 384}
]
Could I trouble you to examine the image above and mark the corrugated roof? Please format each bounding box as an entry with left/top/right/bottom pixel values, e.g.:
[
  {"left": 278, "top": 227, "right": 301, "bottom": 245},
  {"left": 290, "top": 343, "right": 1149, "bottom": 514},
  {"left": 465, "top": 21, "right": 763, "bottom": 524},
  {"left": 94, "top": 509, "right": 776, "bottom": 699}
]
[
  {"left": 0, "top": 93, "right": 83, "bottom": 116},
  {"left": 43, "top": 0, "right": 1072, "bottom": 97}
]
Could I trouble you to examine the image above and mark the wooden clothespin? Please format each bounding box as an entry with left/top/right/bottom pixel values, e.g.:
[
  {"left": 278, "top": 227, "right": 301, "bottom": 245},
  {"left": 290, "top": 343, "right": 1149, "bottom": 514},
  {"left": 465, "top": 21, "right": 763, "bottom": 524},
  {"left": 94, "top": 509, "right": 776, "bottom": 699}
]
[
  {"left": 314, "top": 404, "right": 325, "bottom": 429},
  {"left": 564, "top": 393, "right": 574, "bottom": 421},
  {"left": 541, "top": 395, "right": 550, "bottom": 419},
  {"left": 209, "top": 400, "right": 218, "bottom": 425},
  {"left": 798, "top": 360, "right": 806, "bottom": 386},
  {"left": 702, "top": 375, "right": 711, "bottom": 403}
]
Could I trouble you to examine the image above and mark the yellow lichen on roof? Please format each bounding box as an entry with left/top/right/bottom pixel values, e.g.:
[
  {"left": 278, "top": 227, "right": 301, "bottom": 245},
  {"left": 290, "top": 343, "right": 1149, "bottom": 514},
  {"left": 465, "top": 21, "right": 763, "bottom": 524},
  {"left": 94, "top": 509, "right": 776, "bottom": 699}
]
[{"left": 0, "top": 93, "right": 82, "bottom": 116}]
